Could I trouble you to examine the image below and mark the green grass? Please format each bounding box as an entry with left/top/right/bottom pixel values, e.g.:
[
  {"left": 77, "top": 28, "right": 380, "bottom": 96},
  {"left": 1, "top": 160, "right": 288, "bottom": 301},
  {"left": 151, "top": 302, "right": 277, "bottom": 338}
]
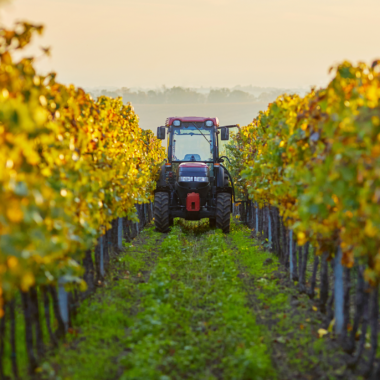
[
  {"left": 3, "top": 288, "right": 57, "bottom": 378},
  {"left": 3, "top": 294, "right": 28, "bottom": 378},
  {"left": 37, "top": 222, "right": 274, "bottom": 380},
  {"left": 120, "top": 224, "right": 273, "bottom": 380},
  {"left": 33, "top": 219, "right": 358, "bottom": 380},
  {"left": 230, "top": 223, "right": 353, "bottom": 379},
  {"left": 38, "top": 225, "right": 162, "bottom": 380}
]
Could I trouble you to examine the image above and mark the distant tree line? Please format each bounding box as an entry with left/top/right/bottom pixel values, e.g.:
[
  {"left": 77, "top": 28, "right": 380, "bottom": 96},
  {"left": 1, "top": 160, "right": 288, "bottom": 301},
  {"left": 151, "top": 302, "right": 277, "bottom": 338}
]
[{"left": 98, "top": 86, "right": 287, "bottom": 104}]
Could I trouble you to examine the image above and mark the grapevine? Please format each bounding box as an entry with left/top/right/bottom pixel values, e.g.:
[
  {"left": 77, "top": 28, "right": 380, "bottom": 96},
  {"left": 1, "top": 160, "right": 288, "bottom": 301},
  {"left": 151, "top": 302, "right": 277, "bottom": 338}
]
[
  {"left": 229, "top": 60, "right": 380, "bottom": 283},
  {"left": 0, "top": 22, "right": 165, "bottom": 315}
]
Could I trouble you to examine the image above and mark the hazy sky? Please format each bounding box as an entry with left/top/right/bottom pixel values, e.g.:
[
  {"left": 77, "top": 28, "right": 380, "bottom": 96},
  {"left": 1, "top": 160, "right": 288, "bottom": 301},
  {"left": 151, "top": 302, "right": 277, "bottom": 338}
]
[{"left": 1, "top": 0, "right": 379, "bottom": 89}]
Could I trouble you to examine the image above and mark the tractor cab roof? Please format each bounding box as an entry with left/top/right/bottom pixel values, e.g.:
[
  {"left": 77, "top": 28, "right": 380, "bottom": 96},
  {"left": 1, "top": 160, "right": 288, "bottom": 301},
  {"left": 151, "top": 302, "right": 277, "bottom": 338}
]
[{"left": 165, "top": 116, "right": 219, "bottom": 127}]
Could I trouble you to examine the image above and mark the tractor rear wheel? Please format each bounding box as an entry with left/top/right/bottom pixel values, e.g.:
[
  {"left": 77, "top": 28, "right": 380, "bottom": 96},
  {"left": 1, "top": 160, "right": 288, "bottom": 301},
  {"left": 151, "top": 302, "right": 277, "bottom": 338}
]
[
  {"left": 216, "top": 193, "right": 231, "bottom": 233},
  {"left": 154, "top": 192, "right": 170, "bottom": 233}
]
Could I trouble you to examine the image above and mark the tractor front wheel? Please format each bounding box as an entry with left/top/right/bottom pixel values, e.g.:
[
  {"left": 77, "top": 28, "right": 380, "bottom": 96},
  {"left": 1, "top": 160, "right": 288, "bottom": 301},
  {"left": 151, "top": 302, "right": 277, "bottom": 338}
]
[
  {"left": 154, "top": 192, "right": 170, "bottom": 233},
  {"left": 216, "top": 193, "right": 231, "bottom": 233}
]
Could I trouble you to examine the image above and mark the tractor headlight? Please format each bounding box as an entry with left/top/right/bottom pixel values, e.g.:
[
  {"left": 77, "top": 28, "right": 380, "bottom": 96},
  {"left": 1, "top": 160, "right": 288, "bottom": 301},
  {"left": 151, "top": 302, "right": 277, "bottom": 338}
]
[
  {"left": 179, "top": 176, "right": 193, "bottom": 182},
  {"left": 194, "top": 177, "right": 208, "bottom": 182}
]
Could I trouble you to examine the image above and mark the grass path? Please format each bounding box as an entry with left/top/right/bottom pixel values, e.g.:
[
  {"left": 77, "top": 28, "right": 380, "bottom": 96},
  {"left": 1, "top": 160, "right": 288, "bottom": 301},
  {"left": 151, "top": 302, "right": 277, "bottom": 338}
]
[
  {"left": 38, "top": 221, "right": 355, "bottom": 380},
  {"left": 118, "top": 223, "right": 272, "bottom": 380},
  {"left": 38, "top": 227, "right": 163, "bottom": 379}
]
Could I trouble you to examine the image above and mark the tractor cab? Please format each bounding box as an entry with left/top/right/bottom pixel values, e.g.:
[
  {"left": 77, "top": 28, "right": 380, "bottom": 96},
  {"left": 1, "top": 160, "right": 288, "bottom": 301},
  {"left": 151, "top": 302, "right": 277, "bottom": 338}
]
[{"left": 154, "top": 116, "right": 236, "bottom": 233}]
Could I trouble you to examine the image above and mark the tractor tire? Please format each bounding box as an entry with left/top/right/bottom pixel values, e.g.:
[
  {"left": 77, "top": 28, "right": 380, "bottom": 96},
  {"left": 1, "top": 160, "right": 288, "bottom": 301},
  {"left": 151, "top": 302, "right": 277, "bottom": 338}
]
[
  {"left": 209, "top": 218, "right": 216, "bottom": 228},
  {"left": 154, "top": 192, "right": 170, "bottom": 233},
  {"left": 216, "top": 193, "right": 231, "bottom": 233}
]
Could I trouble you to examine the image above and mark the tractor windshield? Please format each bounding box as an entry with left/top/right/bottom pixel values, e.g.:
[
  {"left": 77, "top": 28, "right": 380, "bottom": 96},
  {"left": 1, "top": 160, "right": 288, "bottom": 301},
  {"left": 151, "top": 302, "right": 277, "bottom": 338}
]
[{"left": 171, "top": 125, "right": 214, "bottom": 162}]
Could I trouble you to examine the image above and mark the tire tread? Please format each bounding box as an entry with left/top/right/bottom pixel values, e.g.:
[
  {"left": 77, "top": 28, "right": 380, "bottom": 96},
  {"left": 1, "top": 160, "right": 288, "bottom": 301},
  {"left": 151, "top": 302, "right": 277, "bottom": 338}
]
[
  {"left": 154, "top": 192, "right": 170, "bottom": 232},
  {"left": 216, "top": 193, "right": 231, "bottom": 233}
]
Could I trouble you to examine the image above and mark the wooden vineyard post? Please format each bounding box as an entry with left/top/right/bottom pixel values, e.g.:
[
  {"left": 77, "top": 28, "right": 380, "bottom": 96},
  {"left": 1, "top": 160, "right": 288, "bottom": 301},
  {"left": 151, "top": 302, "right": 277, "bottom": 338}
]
[
  {"left": 118, "top": 218, "right": 123, "bottom": 250},
  {"left": 267, "top": 207, "right": 272, "bottom": 249},
  {"left": 289, "top": 230, "right": 295, "bottom": 280},
  {"left": 100, "top": 235, "right": 105, "bottom": 278},
  {"left": 334, "top": 247, "right": 344, "bottom": 337},
  {"left": 58, "top": 281, "right": 69, "bottom": 332}
]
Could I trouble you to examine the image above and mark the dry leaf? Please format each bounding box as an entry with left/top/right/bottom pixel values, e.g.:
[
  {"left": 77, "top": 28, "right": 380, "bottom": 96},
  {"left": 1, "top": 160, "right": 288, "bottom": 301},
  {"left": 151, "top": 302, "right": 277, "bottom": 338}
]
[{"left": 318, "top": 328, "right": 328, "bottom": 338}]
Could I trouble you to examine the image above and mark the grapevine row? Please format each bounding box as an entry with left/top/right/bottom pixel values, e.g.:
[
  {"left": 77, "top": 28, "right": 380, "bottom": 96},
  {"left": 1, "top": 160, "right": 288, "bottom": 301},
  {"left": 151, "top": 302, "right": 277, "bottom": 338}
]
[
  {"left": 227, "top": 59, "right": 380, "bottom": 377},
  {"left": 229, "top": 60, "right": 380, "bottom": 281},
  {"left": 0, "top": 23, "right": 164, "bottom": 315}
]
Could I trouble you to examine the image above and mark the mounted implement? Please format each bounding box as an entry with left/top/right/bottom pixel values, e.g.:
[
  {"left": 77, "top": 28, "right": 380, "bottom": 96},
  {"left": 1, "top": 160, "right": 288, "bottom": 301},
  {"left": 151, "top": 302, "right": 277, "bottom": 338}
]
[{"left": 154, "top": 116, "right": 237, "bottom": 233}]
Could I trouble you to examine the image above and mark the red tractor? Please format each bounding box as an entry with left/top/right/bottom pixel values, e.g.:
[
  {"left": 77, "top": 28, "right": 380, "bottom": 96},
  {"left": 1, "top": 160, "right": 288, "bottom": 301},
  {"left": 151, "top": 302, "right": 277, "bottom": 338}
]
[{"left": 154, "top": 116, "right": 237, "bottom": 233}]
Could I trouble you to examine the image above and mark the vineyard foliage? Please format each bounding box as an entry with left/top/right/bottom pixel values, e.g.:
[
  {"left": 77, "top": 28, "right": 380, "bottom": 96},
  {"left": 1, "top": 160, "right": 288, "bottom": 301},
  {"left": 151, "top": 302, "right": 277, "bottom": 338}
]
[
  {"left": 227, "top": 60, "right": 380, "bottom": 283},
  {"left": 0, "top": 23, "right": 165, "bottom": 314}
]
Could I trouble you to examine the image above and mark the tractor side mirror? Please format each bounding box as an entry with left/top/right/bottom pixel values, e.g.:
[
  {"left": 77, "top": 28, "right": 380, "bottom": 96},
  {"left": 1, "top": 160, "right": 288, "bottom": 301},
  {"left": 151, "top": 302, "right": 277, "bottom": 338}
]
[
  {"left": 220, "top": 127, "right": 229, "bottom": 141},
  {"left": 157, "top": 126, "right": 166, "bottom": 140}
]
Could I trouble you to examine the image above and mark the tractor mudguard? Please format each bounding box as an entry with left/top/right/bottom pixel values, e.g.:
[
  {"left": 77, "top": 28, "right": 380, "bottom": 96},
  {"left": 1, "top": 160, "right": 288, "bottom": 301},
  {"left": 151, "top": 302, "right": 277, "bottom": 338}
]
[
  {"left": 216, "top": 166, "right": 225, "bottom": 188},
  {"left": 157, "top": 164, "right": 167, "bottom": 188}
]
